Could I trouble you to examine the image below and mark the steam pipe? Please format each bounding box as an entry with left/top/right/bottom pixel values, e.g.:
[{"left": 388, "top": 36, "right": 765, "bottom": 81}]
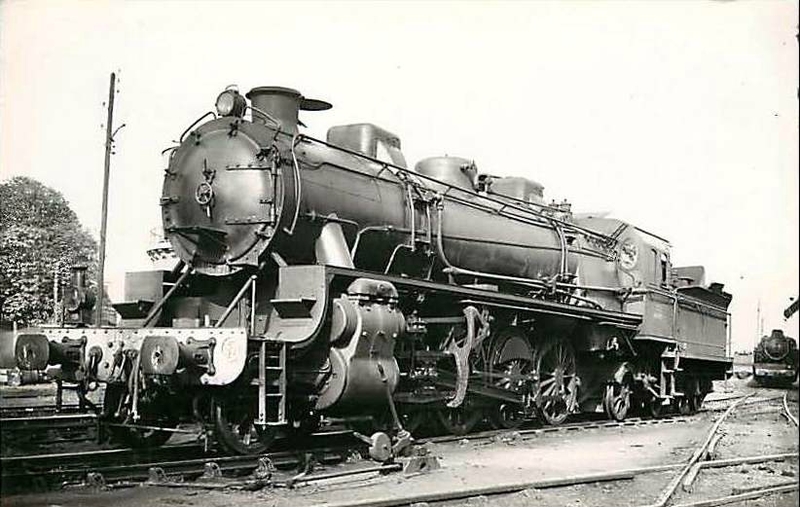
[
  {"left": 285, "top": 134, "right": 303, "bottom": 235},
  {"left": 215, "top": 275, "right": 257, "bottom": 328}
]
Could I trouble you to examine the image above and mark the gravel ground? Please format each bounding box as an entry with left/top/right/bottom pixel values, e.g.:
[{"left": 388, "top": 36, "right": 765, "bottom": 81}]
[{"left": 2, "top": 378, "right": 797, "bottom": 507}]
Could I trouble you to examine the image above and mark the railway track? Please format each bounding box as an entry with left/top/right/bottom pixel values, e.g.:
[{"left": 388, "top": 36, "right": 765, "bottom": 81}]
[
  {"left": 420, "top": 413, "right": 692, "bottom": 447},
  {"left": 0, "top": 409, "right": 701, "bottom": 494},
  {"left": 0, "top": 429, "right": 362, "bottom": 494},
  {"left": 0, "top": 395, "right": 712, "bottom": 456},
  {"left": 1, "top": 390, "right": 790, "bottom": 497},
  {"left": 281, "top": 391, "right": 797, "bottom": 507},
  {"left": 0, "top": 410, "right": 99, "bottom": 455}
]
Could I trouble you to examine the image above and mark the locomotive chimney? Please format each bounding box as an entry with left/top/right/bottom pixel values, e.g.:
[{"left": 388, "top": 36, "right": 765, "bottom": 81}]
[
  {"left": 247, "top": 86, "right": 302, "bottom": 134},
  {"left": 246, "top": 86, "right": 331, "bottom": 134}
]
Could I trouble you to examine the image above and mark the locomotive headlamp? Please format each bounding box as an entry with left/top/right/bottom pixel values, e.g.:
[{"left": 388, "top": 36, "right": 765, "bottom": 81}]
[{"left": 215, "top": 86, "right": 246, "bottom": 117}]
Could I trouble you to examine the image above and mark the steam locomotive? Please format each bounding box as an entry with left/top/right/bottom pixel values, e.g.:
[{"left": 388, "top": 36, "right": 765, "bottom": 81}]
[
  {"left": 15, "top": 85, "right": 733, "bottom": 455},
  {"left": 752, "top": 330, "right": 798, "bottom": 386}
]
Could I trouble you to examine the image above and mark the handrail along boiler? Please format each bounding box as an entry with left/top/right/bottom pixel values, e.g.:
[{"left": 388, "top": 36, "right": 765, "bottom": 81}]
[{"left": 15, "top": 86, "right": 734, "bottom": 453}]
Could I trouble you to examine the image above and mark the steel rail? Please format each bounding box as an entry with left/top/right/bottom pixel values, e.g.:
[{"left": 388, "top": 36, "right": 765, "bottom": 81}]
[
  {"left": 702, "top": 394, "right": 784, "bottom": 412},
  {"left": 304, "top": 453, "right": 797, "bottom": 507},
  {"left": 284, "top": 463, "right": 403, "bottom": 488},
  {"left": 0, "top": 442, "right": 359, "bottom": 493},
  {"left": 0, "top": 442, "right": 204, "bottom": 466},
  {"left": 420, "top": 414, "right": 691, "bottom": 446},
  {"left": 639, "top": 393, "right": 754, "bottom": 507},
  {"left": 704, "top": 432, "right": 724, "bottom": 460},
  {"left": 782, "top": 392, "right": 798, "bottom": 426},
  {"left": 311, "top": 469, "right": 642, "bottom": 507},
  {"left": 0, "top": 412, "right": 97, "bottom": 426},
  {"left": 670, "top": 483, "right": 798, "bottom": 507}
]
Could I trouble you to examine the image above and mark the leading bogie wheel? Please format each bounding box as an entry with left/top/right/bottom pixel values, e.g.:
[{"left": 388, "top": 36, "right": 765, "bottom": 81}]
[
  {"left": 676, "top": 396, "right": 692, "bottom": 416},
  {"left": 212, "top": 396, "right": 275, "bottom": 455},
  {"left": 647, "top": 396, "right": 664, "bottom": 418},
  {"left": 102, "top": 383, "right": 176, "bottom": 448}
]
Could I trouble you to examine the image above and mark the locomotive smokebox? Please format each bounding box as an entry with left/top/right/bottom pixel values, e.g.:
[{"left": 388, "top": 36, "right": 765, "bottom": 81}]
[{"left": 246, "top": 86, "right": 331, "bottom": 134}]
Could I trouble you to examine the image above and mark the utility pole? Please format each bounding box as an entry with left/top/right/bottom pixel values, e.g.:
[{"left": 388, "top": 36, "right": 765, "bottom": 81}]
[
  {"left": 53, "top": 264, "right": 59, "bottom": 325},
  {"left": 756, "top": 299, "right": 763, "bottom": 344},
  {"left": 96, "top": 72, "right": 115, "bottom": 327}
]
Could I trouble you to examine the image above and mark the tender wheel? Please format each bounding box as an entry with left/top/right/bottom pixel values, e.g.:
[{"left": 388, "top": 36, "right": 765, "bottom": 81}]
[
  {"left": 647, "top": 396, "right": 664, "bottom": 418},
  {"left": 212, "top": 396, "right": 275, "bottom": 455},
  {"left": 684, "top": 378, "right": 702, "bottom": 414},
  {"left": 436, "top": 406, "right": 482, "bottom": 436},
  {"left": 533, "top": 338, "right": 578, "bottom": 426},
  {"left": 676, "top": 396, "right": 692, "bottom": 415},
  {"left": 603, "top": 380, "right": 632, "bottom": 422},
  {"left": 102, "top": 383, "right": 175, "bottom": 448},
  {"left": 689, "top": 392, "right": 706, "bottom": 413}
]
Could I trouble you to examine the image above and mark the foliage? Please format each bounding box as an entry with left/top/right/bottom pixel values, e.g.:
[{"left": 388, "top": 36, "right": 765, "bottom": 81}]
[{"left": 0, "top": 176, "right": 99, "bottom": 326}]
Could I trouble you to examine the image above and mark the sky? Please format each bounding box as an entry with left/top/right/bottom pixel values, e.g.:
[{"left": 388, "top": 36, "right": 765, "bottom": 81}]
[{"left": 1, "top": 0, "right": 797, "bottom": 351}]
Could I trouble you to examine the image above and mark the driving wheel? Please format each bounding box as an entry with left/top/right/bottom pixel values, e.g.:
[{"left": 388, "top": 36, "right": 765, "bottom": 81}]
[
  {"left": 488, "top": 328, "right": 533, "bottom": 430},
  {"left": 533, "top": 338, "right": 578, "bottom": 426}
]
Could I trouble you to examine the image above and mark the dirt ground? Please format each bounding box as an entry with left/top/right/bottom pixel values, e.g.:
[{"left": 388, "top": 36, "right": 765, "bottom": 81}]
[{"left": 2, "top": 377, "right": 797, "bottom": 507}]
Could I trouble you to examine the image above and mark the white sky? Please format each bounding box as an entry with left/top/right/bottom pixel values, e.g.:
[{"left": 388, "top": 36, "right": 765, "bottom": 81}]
[{"left": 1, "top": 0, "right": 797, "bottom": 351}]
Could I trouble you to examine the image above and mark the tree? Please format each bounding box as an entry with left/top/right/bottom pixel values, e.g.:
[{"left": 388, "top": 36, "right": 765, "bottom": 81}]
[{"left": 0, "top": 177, "right": 99, "bottom": 326}]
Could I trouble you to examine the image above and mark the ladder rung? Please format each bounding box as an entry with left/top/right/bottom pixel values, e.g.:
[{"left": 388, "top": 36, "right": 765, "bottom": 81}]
[{"left": 266, "top": 393, "right": 283, "bottom": 397}]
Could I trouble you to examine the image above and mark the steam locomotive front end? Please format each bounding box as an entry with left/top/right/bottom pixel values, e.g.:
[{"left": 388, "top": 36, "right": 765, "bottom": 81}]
[{"left": 163, "top": 88, "right": 281, "bottom": 276}]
